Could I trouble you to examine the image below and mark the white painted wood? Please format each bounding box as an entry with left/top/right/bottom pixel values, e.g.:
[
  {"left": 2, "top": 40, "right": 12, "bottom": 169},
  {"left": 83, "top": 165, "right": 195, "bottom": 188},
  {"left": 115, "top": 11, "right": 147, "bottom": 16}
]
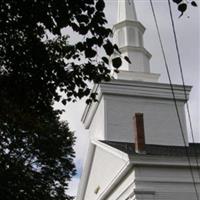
[
  {"left": 83, "top": 145, "right": 127, "bottom": 200},
  {"left": 82, "top": 80, "right": 191, "bottom": 146},
  {"left": 76, "top": 1, "right": 198, "bottom": 199},
  {"left": 117, "top": 0, "right": 137, "bottom": 22},
  {"left": 89, "top": 98, "right": 105, "bottom": 140},
  {"left": 133, "top": 160, "right": 200, "bottom": 200},
  {"left": 102, "top": 154, "right": 200, "bottom": 200},
  {"left": 76, "top": 142, "right": 95, "bottom": 200},
  {"left": 113, "top": 0, "right": 156, "bottom": 78},
  {"left": 115, "top": 70, "right": 160, "bottom": 82}
]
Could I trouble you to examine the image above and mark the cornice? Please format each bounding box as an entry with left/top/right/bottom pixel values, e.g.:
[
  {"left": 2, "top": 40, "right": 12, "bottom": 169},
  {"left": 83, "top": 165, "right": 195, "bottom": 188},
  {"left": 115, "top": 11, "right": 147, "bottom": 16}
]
[
  {"left": 120, "top": 46, "right": 152, "bottom": 59},
  {"left": 113, "top": 20, "right": 145, "bottom": 33},
  {"left": 81, "top": 80, "right": 192, "bottom": 129},
  {"left": 100, "top": 80, "right": 192, "bottom": 101},
  {"left": 129, "top": 153, "right": 199, "bottom": 168}
]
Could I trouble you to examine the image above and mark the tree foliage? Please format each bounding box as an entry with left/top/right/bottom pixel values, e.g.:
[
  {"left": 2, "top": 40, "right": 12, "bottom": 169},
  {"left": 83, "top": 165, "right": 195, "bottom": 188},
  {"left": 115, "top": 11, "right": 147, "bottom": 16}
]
[
  {"left": 0, "top": 0, "right": 121, "bottom": 106},
  {"left": 0, "top": 0, "right": 198, "bottom": 199},
  {"left": 0, "top": 102, "right": 76, "bottom": 200},
  {"left": 172, "top": 0, "right": 198, "bottom": 17},
  {"left": 0, "top": 0, "right": 121, "bottom": 199}
]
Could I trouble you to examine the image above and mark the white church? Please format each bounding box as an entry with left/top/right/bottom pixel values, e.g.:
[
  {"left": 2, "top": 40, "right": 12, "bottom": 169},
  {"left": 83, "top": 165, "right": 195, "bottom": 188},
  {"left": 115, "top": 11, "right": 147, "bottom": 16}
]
[{"left": 76, "top": 0, "right": 200, "bottom": 199}]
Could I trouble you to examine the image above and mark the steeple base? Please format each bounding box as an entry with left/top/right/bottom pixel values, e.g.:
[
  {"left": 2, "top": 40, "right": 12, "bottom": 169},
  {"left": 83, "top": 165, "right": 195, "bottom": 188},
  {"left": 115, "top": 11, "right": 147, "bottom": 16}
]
[{"left": 115, "top": 70, "right": 160, "bottom": 82}]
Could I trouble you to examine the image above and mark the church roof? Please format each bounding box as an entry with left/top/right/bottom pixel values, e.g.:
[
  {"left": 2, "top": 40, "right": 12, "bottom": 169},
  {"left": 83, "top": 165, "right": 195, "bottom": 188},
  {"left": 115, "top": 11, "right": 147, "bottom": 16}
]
[{"left": 101, "top": 141, "right": 200, "bottom": 157}]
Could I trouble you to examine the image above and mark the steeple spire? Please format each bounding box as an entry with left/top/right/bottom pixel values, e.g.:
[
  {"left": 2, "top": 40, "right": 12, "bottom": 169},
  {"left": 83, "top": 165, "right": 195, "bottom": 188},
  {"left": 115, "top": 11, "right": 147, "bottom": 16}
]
[
  {"left": 117, "top": 0, "right": 137, "bottom": 22},
  {"left": 113, "top": 0, "right": 160, "bottom": 82}
]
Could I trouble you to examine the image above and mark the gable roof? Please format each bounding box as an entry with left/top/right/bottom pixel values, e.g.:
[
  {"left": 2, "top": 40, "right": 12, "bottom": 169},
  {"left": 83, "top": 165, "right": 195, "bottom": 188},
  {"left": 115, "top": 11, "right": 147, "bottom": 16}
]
[{"left": 101, "top": 141, "right": 200, "bottom": 157}]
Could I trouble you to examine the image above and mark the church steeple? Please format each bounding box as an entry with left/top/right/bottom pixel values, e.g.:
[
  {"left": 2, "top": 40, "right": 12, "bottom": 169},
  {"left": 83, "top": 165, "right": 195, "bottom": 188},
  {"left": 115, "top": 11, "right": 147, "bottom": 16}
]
[
  {"left": 117, "top": 0, "right": 137, "bottom": 22},
  {"left": 113, "top": 0, "right": 159, "bottom": 82},
  {"left": 77, "top": 2, "right": 193, "bottom": 199}
]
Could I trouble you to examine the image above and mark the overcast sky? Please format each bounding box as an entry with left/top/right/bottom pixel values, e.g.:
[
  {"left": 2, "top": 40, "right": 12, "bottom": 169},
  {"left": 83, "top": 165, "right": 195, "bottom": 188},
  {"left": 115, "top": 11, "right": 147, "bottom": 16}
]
[{"left": 55, "top": 0, "right": 200, "bottom": 196}]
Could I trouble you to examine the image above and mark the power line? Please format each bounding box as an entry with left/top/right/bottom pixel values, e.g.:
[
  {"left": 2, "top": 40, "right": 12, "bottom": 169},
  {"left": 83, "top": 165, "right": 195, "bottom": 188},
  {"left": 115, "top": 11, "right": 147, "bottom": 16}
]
[
  {"left": 167, "top": 0, "right": 200, "bottom": 180},
  {"left": 149, "top": 0, "right": 199, "bottom": 199}
]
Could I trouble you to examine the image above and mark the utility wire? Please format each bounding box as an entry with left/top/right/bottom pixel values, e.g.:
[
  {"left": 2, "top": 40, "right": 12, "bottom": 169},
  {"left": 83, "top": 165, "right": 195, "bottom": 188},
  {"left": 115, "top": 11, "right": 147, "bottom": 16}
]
[
  {"left": 149, "top": 1, "right": 199, "bottom": 198},
  {"left": 167, "top": 0, "right": 200, "bottom": 180}
]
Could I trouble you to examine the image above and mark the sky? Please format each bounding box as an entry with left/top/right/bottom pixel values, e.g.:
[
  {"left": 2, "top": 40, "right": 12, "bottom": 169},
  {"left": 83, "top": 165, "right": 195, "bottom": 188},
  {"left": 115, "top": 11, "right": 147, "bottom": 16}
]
[{"left": 55, "top": 0, "right": 200, "bottom": 197}]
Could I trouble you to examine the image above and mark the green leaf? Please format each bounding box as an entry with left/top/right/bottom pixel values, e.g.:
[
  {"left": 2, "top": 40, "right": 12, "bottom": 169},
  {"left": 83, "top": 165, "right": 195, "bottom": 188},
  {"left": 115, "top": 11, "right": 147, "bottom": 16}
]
[
  {"left": 96, "top": 0, "right": 105, "bottom": 11},
  {"left": 191, "top": 1, "right": 198, "bottom": 7},
  {"left": 76, "top": 42, "right": 85, "bottom": 51},
  {"left": 61, "top": 99, "right": 67, "bottom": 105},
  {"left": 84, "top": 88, "right": 90, "bottom": 96},
  {"left": 104, "top": 75, "right": 111, "bottom": 82},
  {"left": 86, "top": 99, "right": 92, "bottom": 104},
  {"left": 124, "top": 56, "right": 131, "bottom": 64},
  {"left": 103, "top": 41, "right": 114, "bottom": 56},
  {"left": 113, "top": 44, "right": 121, "bottom": 54},
  {"left": 178, "top": 3, "right": 187, "bottom": 17},
  {"left": 76, "top": 14, "right": 89, "bottom": 24},
  {"left": 112, "top": 57, "right": 122, "bottom": 69},
  {"left": 172, "top": 0, "right": 182, "bottom": 4},
  {"left": 85, "top": 48, "right": 97, "bottom": 58},
  {"left": 102, "top": 56, "right": 109, "bottom": 65}
]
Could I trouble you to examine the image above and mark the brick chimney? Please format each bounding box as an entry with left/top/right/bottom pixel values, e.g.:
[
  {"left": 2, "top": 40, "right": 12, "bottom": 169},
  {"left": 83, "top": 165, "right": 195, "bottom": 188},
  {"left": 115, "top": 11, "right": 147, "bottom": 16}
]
[{"left": 133, "top": 113, "right": 146, "bottom": 153}]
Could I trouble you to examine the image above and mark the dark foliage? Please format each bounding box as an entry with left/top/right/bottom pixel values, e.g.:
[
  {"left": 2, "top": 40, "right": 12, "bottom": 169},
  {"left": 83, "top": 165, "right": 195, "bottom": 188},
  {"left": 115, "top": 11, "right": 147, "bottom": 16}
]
[
  {"left": 0, "top": 0, "right": 121, "bottom": 106},
  {"left": 172, "top": 0, "right": 198, "bottom": 17},
  {"left": 0, "top": 96, "right": 76, "bottom": 200},
  {"left": 0, "top": 0, "right": 197, "bottom": 199},
  {"left": 0, "top": 0, "right": 121, "bottom": 199}
]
